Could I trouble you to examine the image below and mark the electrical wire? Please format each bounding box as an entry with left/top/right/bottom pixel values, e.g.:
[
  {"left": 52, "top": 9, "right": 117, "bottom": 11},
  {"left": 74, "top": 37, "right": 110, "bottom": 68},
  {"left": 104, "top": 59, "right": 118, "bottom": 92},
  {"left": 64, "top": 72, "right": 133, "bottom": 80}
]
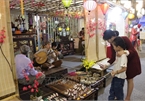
[{"left": 0, "top": 43, "right": 15, "bottom": 78}]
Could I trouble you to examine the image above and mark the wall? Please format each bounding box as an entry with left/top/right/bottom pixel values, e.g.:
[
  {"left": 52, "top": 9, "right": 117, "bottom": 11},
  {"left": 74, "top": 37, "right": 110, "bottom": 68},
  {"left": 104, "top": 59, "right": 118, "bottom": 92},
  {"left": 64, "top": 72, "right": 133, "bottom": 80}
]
[{"left": 0, "top": 0, "right": 16, "bottom": 98}]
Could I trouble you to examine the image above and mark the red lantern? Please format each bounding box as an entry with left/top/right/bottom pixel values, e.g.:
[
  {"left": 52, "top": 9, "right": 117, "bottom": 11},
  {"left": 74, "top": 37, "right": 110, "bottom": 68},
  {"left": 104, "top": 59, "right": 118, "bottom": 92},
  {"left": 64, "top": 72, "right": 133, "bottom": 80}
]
[
  {"left": 138, "top": 24, "right": 141, "bottom": 28},
  {"left": 100, "top": 3, "right": 109, "bottom": 15},
  {"left": 84, "top": 0, "right": 97, "bottom": 12}
]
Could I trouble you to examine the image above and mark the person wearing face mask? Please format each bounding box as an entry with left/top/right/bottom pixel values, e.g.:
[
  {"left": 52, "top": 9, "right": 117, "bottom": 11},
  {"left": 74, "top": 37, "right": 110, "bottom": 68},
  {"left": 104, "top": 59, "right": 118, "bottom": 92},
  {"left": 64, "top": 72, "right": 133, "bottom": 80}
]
[{"left": 100, "top": 30, "right": 141, "bottom": 101}]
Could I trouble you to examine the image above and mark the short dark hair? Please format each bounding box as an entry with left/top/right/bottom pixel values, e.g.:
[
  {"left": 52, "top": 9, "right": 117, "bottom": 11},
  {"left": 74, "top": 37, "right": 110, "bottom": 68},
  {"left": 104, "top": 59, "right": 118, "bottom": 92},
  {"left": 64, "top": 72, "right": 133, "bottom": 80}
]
[
  {"left": 114, "top": 31, "right": 119, "bottom": 36},
  {"left": 20, "top": 45, "right": 30, "bottom": 55},
  {"left": 52, "top": 42, "right": 57, "bottom": 47},
  {"left": 112, "top": 37, "right": 126, "bottom": 50},
  {"left": 103, "top": 30, "right": 116, "bottom": 40}
]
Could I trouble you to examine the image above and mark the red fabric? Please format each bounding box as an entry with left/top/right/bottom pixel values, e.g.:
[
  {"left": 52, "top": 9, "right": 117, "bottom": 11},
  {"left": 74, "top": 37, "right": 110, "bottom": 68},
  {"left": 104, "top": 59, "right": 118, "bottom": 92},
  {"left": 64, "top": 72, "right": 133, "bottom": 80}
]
[
  {"left": 107, "top": 46, "right": 112, "bottom": 59},
  {"left": 108, "top": 36, "right": 141, "bottom": 79}
]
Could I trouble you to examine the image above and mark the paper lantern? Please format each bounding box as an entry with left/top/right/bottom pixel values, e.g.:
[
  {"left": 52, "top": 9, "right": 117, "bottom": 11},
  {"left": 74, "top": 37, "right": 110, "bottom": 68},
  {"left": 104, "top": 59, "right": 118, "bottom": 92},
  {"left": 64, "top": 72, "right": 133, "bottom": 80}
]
[
  {"left": 122, "top": 11, "right": 129, "bottom": 19},
  {"left": 100, "top": 3, "right": 109, "bottom": 15},
  {"left": 66, "top": 27, "right": 70, "bottom": 31},
  {"left": 138, "top": 24, "right": 141, "bottom": 28},
  {"left": 83, "top": 0, "right": 97, "bottom": 12},
  {"left": 137, "top": 12, "right": 143, "bottom": 19},
  {"left": 62, "top": 0, "right": 72, "bottom": 8},
  {"left": 58, "top": 27, "right": 62, "bottom": 31},
  {"left": 128, "top": 13, "right": 135, "bottom": 20}
]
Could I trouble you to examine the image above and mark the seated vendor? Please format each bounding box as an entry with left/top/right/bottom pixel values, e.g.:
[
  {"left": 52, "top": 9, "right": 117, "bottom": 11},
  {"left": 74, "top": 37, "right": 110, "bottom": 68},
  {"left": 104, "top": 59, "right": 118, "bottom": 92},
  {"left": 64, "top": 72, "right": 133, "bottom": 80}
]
[
  {"left": 15, "top": 45, "right": 45, "bottom": 85},
  {"left": 33, "top": 41, "right": 62, "bottom": 71}
]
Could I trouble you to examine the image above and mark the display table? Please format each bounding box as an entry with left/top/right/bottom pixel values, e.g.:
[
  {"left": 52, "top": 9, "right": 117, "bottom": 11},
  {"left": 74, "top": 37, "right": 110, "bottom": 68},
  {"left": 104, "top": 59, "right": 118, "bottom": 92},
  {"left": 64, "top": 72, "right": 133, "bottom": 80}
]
[
  {"left": 46, "top": 79, "right": 98, "bottom": 100},
  {"left": 44, "top": 67, "right": 68, "bottom": 84}
]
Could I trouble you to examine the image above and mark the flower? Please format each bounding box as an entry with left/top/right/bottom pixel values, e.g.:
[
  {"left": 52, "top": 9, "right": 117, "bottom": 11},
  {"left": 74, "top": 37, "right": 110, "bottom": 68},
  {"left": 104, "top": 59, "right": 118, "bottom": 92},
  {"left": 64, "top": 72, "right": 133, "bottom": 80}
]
[
  {"left": 22, "top": 62, "right": 42, "bottom": 97},
  {"left": 82, "top": 59, "right": 95, "bottom": 70}
]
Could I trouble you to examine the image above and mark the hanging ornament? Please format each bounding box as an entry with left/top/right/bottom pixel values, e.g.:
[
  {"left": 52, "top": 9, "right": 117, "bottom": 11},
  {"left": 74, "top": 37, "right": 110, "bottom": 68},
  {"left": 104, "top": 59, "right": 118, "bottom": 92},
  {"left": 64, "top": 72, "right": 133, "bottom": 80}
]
[
  {"left": 100, "top": 3, "right": 109, "bottom": 15},
  {"left": 66, "top": 27, "right": 70, "bottom": 31},
  {"left": 62, "top": 0, "right": 72, "bottom": 9},
  {"left": 122, "top": 11, "right": 129, "bottom": 20},
  {"left": 138, "top": 24, "right": 141, "bottom": 28},
  {"left": 128, "top": 13, "right": 135, "bottom": 20},
  {"left": 137, "top": 12, "right": 143, "bottom": 19},
  {"left": 20, "top": 0, "right": 24, "bottom": 16},
  {"left": 83, "top": 0, "right": 97, "bottom": 13}
]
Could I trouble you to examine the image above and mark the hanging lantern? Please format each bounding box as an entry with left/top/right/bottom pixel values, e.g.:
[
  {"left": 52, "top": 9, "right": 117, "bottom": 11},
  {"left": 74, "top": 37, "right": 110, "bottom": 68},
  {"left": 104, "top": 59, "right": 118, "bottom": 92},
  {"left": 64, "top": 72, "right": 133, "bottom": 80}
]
[
  {"left": 100, "top": 3, "right": 109, "bottom": 15},
  {"left": 122, "top": 11, "right": 129, "bottom": 20},
  {"left": 128, "top": 13, "right": 135, "bottom": 20},
  {"left": 62, "top": 0, "right": 72, "bottom": 9},
  {"left": 137, "top": 12, "right": 143, "bottom": 18},
  {"left": 66, "top": 27, "right": 70, "bottom": 31},
  {"left": 83, "top": 0, "right": 97, "bottom": 12},
  {"left": 58, "top": 27, "right": 62, "bottom": 31}
]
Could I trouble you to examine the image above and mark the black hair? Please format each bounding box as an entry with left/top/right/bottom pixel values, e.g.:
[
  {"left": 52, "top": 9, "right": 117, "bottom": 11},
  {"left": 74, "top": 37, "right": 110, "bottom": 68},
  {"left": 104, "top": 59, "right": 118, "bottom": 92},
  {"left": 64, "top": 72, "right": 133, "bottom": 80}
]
[
  {"left": 103, "top": 30, "right": 116, "bottom": 40},
  {"left": 112, "top": 37, "right": 126, "bottom": 50},
  {"left": 114, "top": 31, "right": 119, "bottom": 36},
  {"left": 52, "top": 42, "right": 57, "bottom": 47}
]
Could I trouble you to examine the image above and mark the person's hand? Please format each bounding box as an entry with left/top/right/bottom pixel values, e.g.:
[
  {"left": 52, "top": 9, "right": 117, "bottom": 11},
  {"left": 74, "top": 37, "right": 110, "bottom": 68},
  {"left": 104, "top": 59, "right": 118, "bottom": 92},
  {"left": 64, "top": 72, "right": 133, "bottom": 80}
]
[
  {"left": 111, "top": 70, "right": 117, "bottom": 77},
  {"left": 98, "top": 64, "right": 107, "bottom": 69}
]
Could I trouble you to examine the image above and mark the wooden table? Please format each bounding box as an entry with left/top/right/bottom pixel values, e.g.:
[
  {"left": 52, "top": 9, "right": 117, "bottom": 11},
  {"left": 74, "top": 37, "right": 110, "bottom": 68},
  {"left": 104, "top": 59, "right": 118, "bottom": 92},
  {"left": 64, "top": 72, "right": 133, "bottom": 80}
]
[{"left": 44, "top": 67, "right": 68, "bottom": 84}]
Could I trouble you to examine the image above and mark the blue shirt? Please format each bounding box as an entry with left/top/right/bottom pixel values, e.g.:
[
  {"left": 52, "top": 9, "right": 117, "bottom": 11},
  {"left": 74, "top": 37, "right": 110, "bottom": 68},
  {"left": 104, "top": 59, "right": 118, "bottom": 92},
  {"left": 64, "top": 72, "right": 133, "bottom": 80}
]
[{"left": 15, "top": 54, "right": 38, "bottom": 79}]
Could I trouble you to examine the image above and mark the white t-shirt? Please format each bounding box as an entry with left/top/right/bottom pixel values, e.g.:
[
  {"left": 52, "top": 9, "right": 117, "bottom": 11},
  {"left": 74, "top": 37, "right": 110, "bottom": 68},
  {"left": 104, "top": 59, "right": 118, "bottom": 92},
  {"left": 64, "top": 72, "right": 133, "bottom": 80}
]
[{"left": 113, "top": 54, "right": 127, "bottom": 79}]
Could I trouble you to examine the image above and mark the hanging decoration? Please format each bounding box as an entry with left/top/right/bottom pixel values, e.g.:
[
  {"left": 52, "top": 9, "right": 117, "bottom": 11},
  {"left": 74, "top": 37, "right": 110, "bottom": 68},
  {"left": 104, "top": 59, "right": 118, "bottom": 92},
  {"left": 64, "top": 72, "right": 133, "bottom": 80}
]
[
  {"left": 62, "top": 0, "right": 72, "bottom": 8},
  {"left": 128, "top": 13, "right": 135, "bottom": 20},
  {"left": 20, "top": 0, "right": 24, "bottom": 16},
  {"left": 83, "top": 0, "right": 97, "bottom": 14},
  {"left": 137, "top": 11, "right": 143, "bottom": 19},
  {"left": 100, "top": 3, "right": 109, "bottom": 15},
  {"left": 86, "top": 18, "right": 97, "bottom": 38},
  {"left": 97, "top": 19, "right": 106, "bottom": 36},
  {"left": 122, "top": 11, "right": 129, "bottom": 20},
  {"left": 66, "top": 27, "right": 70, "bottom": 31},
  {"left": 0, "top": 27, "right": 6, "bottom": 43}
]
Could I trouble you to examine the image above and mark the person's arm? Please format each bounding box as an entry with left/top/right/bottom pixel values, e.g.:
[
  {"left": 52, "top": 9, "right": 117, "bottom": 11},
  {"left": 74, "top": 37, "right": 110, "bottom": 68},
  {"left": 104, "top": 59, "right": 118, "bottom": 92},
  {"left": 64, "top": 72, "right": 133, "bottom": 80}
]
[
  {"left": 112, "top": 67, "right": 127, "bottom": 77},
  {"left": 26, "top": 59, "right": 38, "bottom": 76},
  {"left": 122, "top": 37, "right": 136, "bottom": 59}
]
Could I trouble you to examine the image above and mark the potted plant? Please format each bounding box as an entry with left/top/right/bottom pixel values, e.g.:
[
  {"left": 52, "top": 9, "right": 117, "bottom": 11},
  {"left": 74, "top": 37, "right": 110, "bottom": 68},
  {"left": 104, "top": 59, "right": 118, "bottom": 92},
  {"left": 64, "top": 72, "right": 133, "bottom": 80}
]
[{"left": 82, "top": 59, "right": 95, "bottom": 73}]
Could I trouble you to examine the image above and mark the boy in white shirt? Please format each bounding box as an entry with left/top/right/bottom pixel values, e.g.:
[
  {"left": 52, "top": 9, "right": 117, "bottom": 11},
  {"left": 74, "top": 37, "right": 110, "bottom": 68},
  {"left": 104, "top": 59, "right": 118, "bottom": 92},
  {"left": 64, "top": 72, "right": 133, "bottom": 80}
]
[{"left": 108, "top": 37, "right": 127, "bottom": 100}]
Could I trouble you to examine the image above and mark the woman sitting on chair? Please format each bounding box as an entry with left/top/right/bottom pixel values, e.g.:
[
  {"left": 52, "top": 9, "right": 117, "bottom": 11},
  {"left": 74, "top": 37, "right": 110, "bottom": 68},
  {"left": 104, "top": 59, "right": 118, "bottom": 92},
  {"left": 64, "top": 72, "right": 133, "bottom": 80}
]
[{"left": 33, "top": 41, "right": 62, "bottom": 71}]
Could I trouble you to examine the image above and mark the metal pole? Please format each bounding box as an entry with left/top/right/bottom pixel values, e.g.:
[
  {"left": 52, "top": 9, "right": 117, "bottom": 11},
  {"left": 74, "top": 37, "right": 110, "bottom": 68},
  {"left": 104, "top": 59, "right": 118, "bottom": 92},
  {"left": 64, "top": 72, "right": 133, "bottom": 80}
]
[{"left": 36, "top": 15, "right": 40, "bottom": 50}]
